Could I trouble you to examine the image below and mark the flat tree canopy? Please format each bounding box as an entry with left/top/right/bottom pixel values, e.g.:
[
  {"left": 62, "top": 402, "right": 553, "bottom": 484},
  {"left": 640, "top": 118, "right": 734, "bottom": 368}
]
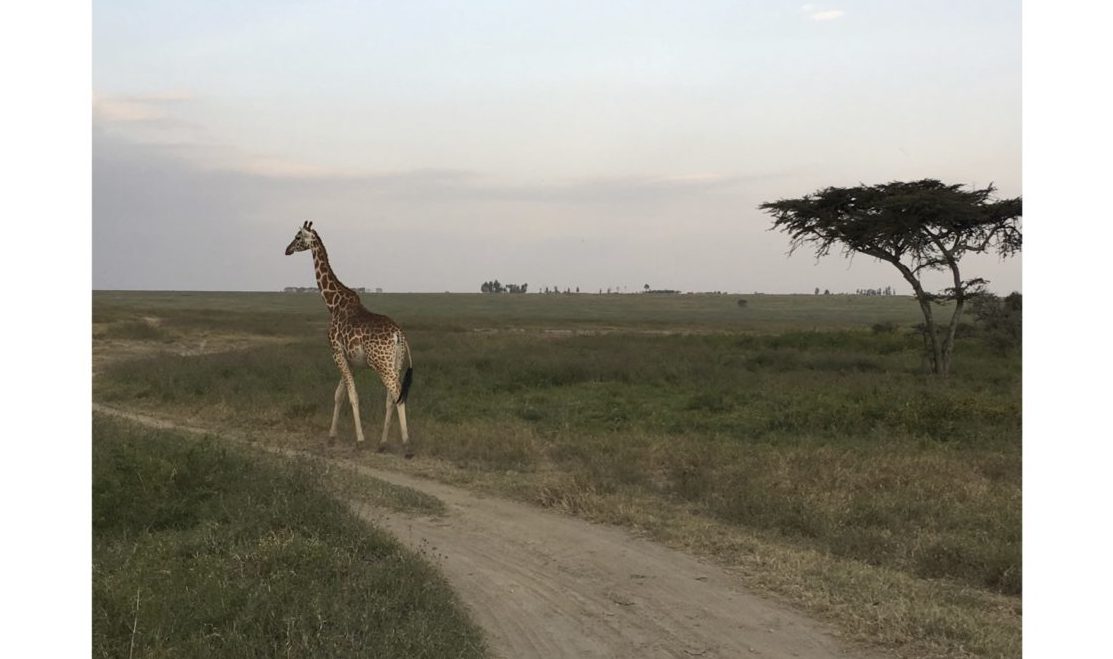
[{"left": 760, "top": 179, "right": 1021, "bottom": 375}]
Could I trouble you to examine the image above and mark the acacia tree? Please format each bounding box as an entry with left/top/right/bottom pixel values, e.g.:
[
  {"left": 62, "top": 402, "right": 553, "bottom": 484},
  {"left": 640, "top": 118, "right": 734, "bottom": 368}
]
[{"left": 760, "top": 179, "right": 1021, "bottom": 375}]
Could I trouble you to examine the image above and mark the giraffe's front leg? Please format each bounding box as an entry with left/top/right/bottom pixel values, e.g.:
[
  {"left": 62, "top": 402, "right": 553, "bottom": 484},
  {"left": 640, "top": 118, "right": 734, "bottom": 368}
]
[{"left": 332, "top": 351, "right": 365, "bottom": 444}]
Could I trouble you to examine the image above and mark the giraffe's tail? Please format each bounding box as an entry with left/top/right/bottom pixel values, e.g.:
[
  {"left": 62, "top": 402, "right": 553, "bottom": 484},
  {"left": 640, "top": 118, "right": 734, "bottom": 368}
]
[
  {"left": 394, "top": 334, "right": 414, "bottom": 405},
  {"left": 397, "top": 366, "right": 414, "bottom": 405}
]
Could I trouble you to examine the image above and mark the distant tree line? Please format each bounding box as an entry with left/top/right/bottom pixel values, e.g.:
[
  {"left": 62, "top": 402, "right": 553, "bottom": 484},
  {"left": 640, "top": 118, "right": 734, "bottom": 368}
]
[
  {"left": 542, "top": 286, "right": 580, "bottom": 294},
  {"left": 284, "top": 286, "right": 376, "bottom": 294},
  {"left": 640, "top": 283, "right": 688, "bottom": 294},
  {"left": 811, "top": 286, "right": 895, "bottom": 296},
  {"left": 480, "top": 280, "right": 528, "bottom": 294},
  {"left": 854, "top": 286, "right": 895, "bottom": 296}
]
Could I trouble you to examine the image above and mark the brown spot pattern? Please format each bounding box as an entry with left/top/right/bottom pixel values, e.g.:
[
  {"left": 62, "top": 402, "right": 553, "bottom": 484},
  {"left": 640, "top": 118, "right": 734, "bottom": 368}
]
[{"left": 304, "top": 232, "right": 412, "bottom": 424}]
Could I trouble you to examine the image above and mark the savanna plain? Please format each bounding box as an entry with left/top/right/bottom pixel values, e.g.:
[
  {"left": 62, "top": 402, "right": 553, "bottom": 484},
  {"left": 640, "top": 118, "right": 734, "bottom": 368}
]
[{"left": 93, "top": 291, "right": 1021, "bottom": 658}]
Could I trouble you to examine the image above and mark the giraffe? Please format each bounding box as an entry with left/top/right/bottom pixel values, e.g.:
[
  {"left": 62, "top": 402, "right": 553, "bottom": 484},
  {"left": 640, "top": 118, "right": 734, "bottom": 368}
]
[{"left": 284, "top": 221, "right": 415, "bottom": 457}]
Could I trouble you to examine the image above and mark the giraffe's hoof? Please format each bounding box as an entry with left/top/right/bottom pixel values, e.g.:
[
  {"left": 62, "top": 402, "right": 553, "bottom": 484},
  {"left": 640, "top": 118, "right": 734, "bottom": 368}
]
[
  {"left": 376, "top": 444, "right": 387, "bottom": 454},
  {"left": 404, "top": 451, "right": 415, "bottom": 460},
  {"left": 354, "top": 441, "right": 370, "bottom": 451}
]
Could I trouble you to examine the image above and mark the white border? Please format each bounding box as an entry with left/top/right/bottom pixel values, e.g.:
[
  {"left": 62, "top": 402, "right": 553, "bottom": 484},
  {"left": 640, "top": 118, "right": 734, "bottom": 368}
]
[
  {"left": 1024, "top": 1, "right": 1112, "bottom": 655},
  {"left": 0, "top": 1, "right": 91, "bottom": 655}
]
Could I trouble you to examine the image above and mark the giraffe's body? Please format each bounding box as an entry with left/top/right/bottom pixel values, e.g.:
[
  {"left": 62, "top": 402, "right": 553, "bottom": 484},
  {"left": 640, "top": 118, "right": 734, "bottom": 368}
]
[{"left": 286, "top": 222, "right": 414, "bottom": 456}]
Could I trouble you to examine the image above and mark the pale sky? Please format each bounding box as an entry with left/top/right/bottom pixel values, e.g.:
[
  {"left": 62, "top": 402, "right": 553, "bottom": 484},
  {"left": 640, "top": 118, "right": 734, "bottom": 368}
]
[{"left": 92, "top": 1, "right": 1021, "bottom": 293}]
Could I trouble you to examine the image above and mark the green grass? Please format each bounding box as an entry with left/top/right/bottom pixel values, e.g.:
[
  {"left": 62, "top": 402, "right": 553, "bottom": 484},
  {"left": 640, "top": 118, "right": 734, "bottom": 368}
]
[
  {"left": 93, "top": 291, "right": 1020, "bottom": 658},
  {"left": 92, "top": 414, "right": 485, "bottom": 658},
  {"left": 93, "top": 290, "right": 942, "bottom": 334},
  {"left": 99, "top": 319, "right": 173, "bottom": 341},
  {"left": 326, "top": 462, "right": 447, "bottom": 516}
]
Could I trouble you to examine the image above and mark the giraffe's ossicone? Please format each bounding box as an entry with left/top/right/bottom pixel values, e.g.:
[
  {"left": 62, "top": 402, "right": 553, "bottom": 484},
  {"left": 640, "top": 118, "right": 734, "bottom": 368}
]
[{"left": 285, "top": 221, "right": 415, "bottom": 457}]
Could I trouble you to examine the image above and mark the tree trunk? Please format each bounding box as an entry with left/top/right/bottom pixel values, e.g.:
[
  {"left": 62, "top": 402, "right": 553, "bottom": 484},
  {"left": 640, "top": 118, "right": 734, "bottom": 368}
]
[
  {"left": 939, "top": 253, "right": 967, "bottom": 377},
  {"left": 919, "top": 296, "right": 942, "bottom": 375},
  {"left": 939, "top": 296, "right": 965, "bottom": 376},
  {"left": 892, "top": 263, "right": 943, "bottom": 375}
]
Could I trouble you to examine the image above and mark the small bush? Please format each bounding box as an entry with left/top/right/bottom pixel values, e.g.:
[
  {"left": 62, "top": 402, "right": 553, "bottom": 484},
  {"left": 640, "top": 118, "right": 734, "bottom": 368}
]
[{"left": 970, "top": 292, "right": 1022, "bottom": 354}]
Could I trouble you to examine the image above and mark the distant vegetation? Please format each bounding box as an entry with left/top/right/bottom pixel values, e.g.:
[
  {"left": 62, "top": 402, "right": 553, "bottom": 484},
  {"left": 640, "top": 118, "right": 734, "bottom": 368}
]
[
  {"left": 284, "top": 286, "right": 377, "bottom": 293},
  {"left": 970, "top": 291, "right": 1022, "bottom": 353},
  {"left": 854, "top": 286, "right": 895, "bottom": 296},
  {"left": 480, "top": 280, "right": 528, "bottom": 293}
]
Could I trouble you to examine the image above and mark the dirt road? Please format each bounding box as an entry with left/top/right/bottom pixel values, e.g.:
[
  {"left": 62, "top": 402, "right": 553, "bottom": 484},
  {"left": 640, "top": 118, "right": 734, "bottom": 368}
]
[{"left": 94, "top": 403, "right": 878, "bottom": 659}]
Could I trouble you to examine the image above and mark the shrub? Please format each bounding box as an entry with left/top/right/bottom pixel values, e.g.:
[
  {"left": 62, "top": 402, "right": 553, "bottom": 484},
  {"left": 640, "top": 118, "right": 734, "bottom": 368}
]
[{"left": 970, "top": 292, "right": 1022, "bottom": 353}]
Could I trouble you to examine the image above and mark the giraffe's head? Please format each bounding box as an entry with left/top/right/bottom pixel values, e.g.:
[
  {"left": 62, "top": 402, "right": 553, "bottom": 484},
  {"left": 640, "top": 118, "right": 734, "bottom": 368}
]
[{"left": 284, "top": 221, "right": 318, "bottom": 255}]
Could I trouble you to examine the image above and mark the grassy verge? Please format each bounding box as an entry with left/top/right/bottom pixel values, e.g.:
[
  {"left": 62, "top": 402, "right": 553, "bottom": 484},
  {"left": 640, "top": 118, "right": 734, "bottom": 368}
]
[
  {"left": 324, "top": 459, "right": 447, "bottom": 517},
  {"left": 93, "top": 291, "right": 1019, "bottom": 658},
  {"left": 92, "top": 414, "right": 484, "bottom": 658}
]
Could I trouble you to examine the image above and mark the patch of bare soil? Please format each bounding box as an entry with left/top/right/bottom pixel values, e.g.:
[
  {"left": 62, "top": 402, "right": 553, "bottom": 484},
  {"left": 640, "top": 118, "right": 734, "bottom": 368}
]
[
  {"left": 91, "top": 332, "right": 289, "bottom": 377},
  {"left": 93, "top": 403, "right": 883, "bottom": 659}
]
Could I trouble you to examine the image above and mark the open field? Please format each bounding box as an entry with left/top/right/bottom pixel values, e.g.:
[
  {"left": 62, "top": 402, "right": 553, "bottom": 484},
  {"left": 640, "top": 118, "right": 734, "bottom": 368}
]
[
  {"left": 92, "top": 413, "right": 486, "bottom": 658},
  {"left": 93, "top": 291, "right": 1021, "bottom": 658},
  {"left": 93, "top": 290, "right": 939, "bottom": 333}
]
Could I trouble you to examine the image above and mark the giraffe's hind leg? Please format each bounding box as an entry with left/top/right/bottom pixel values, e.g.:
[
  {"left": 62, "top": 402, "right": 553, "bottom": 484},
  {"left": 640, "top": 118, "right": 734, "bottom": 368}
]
[
  {"left": 379, "top": 391, "right": 394, "bottom": 452},
  {"left": 396, "top": 400, "right": 412, "bottom": 459},
  {"left": 391, "top": 336, "right": 412, "bottom": 458},
  {"left": 328, "top": 378, "right": 345, "bottom": 441},
  {"left": 375, "top": 370, "right": 412, "bottom": 458}
]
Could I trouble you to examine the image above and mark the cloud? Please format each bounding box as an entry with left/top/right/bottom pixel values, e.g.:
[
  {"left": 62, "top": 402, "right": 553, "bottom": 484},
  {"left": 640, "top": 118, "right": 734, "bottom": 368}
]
[
  {"left": 93, "top": 97, "right": 168, "bottom": 123},
  {"left": 92, "top": 92, "right": 192, "bottom": 123},
  {"left": 213, "top": 154, "right": 337, "bottom": 179},
  {"left": 809, "top": 9, "right": 845, "bottom": 22},
  {"left": 93, "top": 91, "right": 342, "bottom": 180},
  {"left": 92, "top": 128, "right": 782, "bottom": 292},
  {"left": 798, "top": 5, "right": 845, "bottom": 21},
  {"left": 91, "top": 90, "right": 807, "bottom": 291},
  {"left": 93, "top": 97, "right": 778, "bottom": 202},
  {"left": 507, "top": 173, "right": 768, "bottom": 205}
]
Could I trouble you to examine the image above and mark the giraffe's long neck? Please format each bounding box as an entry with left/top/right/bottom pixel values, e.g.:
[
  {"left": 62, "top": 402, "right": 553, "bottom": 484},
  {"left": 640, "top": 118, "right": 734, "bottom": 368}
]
[{"left": 310, "top": 237, "right": 360, "bottom": 314}]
